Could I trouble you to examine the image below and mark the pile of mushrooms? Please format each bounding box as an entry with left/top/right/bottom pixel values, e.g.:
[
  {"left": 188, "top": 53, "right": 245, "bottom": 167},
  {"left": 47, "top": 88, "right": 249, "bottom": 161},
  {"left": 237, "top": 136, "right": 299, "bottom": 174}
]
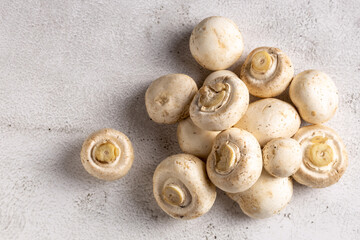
[{"left": 146, "top": 16, "right": 348, "bottom": 220}]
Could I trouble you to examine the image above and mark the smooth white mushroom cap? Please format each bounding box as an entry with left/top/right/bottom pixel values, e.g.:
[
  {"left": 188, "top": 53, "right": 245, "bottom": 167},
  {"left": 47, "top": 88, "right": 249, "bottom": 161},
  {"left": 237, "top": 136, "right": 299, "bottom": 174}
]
[
  {"left": 153, "top": 154, "right": 216, "bottom": 220},
  {"left": 145, "top": 74, "right": 198, "bottom": 124},
  {"left": 80, "top": 128, "right": 134, "bottom": 181},
  {"left": 235, "top": 98, "right": 301, "bottom": 147},
  {"left": 177, "top": 118, "right": 220, "bottom": 159},
  {"left": 292, "top": 125, "right": 348, "bottom": 188},
  {"left": 263, "top": 138, "right": 302, "bottom": 178},
  {"left": 190, "top": 71, "right": 249, "bottom": 131},
  {"left": 289, "top": 70, "right": 339, "bottom": 124},
  {"left": 206, "top": 128, "right": 262, "bottom": 193},
  {"left": 240, "top": 47, "right": 294, "bottom": 98},
  {"left": 227, "top": 170, "right": 293, "bottom": 219},
  {"left": 189, "top": 16, "right": 244, "bottom": 71}
]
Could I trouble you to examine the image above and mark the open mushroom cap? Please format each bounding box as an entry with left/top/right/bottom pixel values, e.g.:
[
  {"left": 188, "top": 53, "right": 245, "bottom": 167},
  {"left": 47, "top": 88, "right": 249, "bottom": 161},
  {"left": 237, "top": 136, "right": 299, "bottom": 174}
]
[
  {"left": 80, "top": 128, "right": 134, "bottom": 181},
  {"left": 240, "top": 47, "right": 294, "bottom": 98},
  {"left": 235, "top": 98, "right": 301, "bottom": 147},
  {"left": 289, "top": 70, "right": 339, "bottom": 124},
  {"left": 189, "top": 16, "right": 244, "bottom": 71},
  {"left": 190, "top": 70, "right": 249, "bottom": 131},
  {"left": 145, "top": 74, "right": 198, "bottom": 124},
  {"left": 153, "top": 154, "right": 216, "bottom": 219},
  {"left": 292, "top": 125, "right": 348, "bottom": 188},
  {"left": 227, "top": 170, "right": 293, "bottom": 219},
  {"left": 263, "top": 138, "right": 302, "bottom": 178},
  {"left": 206, "top": 128, "right": 262, "bottom": 193},
  {"left": 177, "top": 117, "right": 220, "bottom": 159}
]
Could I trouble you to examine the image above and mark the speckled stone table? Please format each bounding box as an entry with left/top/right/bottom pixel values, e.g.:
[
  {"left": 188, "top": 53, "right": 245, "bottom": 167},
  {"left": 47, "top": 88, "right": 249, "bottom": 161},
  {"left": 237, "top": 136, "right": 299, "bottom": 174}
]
[{"left": 1, "top": 1, "right": 359, "bottom": 239}]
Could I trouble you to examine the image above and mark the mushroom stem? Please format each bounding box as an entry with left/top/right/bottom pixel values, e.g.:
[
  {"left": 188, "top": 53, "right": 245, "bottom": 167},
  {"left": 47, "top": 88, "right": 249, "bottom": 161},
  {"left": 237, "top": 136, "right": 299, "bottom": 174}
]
[
  {"left": 251, "top": 50, "right": 273, "bottom": 73},
  {"left": 215, "top": 142, "right": 239, "bottom": 174},
  {"left": 199, "top": 82, "right": 229, "bottom": 112},
  {"left": 309, "top": 142, "right": 333, "bottom": 167},
  {"left": 94, "top": 141, "right": 119, "bottom": 163},
  {"left": 162, "top": 184, "right": 185, "bottom": 207}
]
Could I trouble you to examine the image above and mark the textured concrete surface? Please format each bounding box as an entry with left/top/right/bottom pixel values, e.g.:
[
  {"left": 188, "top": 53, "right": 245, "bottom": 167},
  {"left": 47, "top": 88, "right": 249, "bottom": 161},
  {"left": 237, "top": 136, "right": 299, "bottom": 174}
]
[{"left": 1, "top": 0, "right": 359, "bottom": 239}]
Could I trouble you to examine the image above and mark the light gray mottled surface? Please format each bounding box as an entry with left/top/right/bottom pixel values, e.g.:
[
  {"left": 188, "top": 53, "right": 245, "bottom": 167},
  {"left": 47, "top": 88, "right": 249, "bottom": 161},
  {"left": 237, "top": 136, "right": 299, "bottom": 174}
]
[{"left": 1, "top": 0, "right": 359, "bottom": 239}]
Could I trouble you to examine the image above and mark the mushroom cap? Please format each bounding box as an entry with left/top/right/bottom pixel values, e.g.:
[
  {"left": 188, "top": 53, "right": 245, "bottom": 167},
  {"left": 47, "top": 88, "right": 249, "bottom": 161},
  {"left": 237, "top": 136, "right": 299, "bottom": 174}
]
[
  {"left": 227, "top": 170, "right": 293, "bottom": 219},
  {"left": 289, "top": 70, "right": 339, "bottom": 124},
  {"left": 240, "top": 47, "right": 294, "bottom": 98},
  {"left": 206, "top": 128, "right": 262, "bottom": 193},
  {"left": 80, "top": 128, "right": 134, "bottom": 181},
  {"left": 190, "top": 71, "right": 249, "bottom": 131},
  {"left": 263, "top": 138, "right": 302, "bottom": 178},
  {"left": 177, "top": 118, "right": 220, "bottom": 159},
  {"left": 189, "top": 16, "right": 244, "bottom": 71},
  {"left": 153, "top": 154, "right": 216, "bottom": 219},
  {"left": 292, "top": 125, "right": 348, "bottom": 188},
  {"left": 145, "top": 74, "right": 198, "bottom": 124},
  {"left": 235, "top": 98, "right": 301, "bottom": 147}
]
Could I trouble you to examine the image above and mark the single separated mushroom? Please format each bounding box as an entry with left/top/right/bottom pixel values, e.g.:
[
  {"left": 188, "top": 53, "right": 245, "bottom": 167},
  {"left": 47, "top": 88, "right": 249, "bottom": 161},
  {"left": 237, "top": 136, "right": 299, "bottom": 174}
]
[
  {"left": 235, "top": 98, "right": 301, "bottom": 147},
  {"left": 190, "top": 70, "right": 249, "bottom": 131},
  {"left": 292, "top": 125, "right": 348, "bottom": 188},
  {"left": 240, "top": 47, "right": 294, "bottom": 98},
  {"left": 145, "top": 74, "right": 198, "bottom": 124},
  {"left": 177, "top": 117, "right": 220, "bottom": 159},
  {"left": 80, "top": 128, "right": 134, "bottom": 181},
  {"left": 153, "top": 154, "right": 216, "bottom": 219},
  {"left": 227, "top": 170, "right": 293, "bottom": 219},
  {"left": 189, "top": 16, "right": 244, "bottom": 71},
  {"left": 289, "top": 70, "right": 339, "bottom": 124},
  {"left": 263, "top": 138, "right": 302, "bottom": 178},
  {"left": 206, "top": 128, "right": 262, "bottom": 193}
]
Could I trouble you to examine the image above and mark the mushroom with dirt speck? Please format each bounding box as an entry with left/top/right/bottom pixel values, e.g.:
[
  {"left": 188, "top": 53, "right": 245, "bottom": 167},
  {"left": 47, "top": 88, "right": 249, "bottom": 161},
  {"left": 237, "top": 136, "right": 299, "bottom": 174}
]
[
  {"left": 240, "top": 47, "right": 294, "bottom": 98},
  {"left": 289, "top": 70, "right": 339, "bottom": 124},
  {"left": 177, "top": 117, "right": 220, "bottom": 159},
  {"left": 145, "top": 74, "right": 198, "bottom": 124},
  {"left": 263, "top": 138, "right": 302, "bottom": 178},
  {"left": 80, "top": 128, "right": 134, "bottom": 181},
  {"left": 153, "top": 154, "right": 216, "bottom": 219},
  {"left": 292, "top": 125, "right": 348, "bottom": 188},
  {"left": 235, "top": 98, "right": 300, "bottom": 147},
  {"left": 206, "top": 128, "right": 262, "bottom": 193},
  {"left": 190, "top": 70, "right": 249, "bottom": 131},
  {"left": 227, "top": 170, "right": 293, "bottom": 219},
  {"left": 189, "top": 16, "right": 244, "bottom": 71}
]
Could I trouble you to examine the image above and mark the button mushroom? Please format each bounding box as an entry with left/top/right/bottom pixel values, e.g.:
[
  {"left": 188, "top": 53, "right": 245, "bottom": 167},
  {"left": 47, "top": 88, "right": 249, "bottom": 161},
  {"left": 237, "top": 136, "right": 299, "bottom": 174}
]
[
  {"left": 145, "top": 74, "right": 198, "bottom": 124},
  {"left": 263, "top": 138, "right": 302, "bottom": 178},
  {"left": 289, "top": 70, "right": 339, "bottom": 124},
  {"left": 235, "top": 98, "right": 301, "bottom": 147},
  {"left": 153, "top": 154, "right": 216, "bottom": 219},
  {"left": 177, "top": 117, "right": 220, "bottom": 159},
  {"left": 292, "top": 125, "right": 348, "bottom": 188},
  {"left": 190, "top": 70, "right": 249, "bottom": 131},
  {"left": 206, "top": 128, "right": 262, "bottom": 193},
  {"left": 227, "top": 170, "right": 293, "bottom": 219},
  {"left": 240, "top": 47, "right": 294, "bottom": 98},
  {"left": 80, "top": 128, "right": 134, "bottom": 181},
  {"left": 189, "top": 16, "right": 244, "bottom": 71}
]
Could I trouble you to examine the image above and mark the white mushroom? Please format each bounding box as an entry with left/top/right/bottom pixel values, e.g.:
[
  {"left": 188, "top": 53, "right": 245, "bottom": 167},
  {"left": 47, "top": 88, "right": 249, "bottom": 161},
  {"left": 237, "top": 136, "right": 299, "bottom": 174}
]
[
  {"left": 289, "top": 70, "right": 339, "bottom": 124},
  {"left": 227, "top": 170, "right": 293, "bottom": 219},
  {"left": 240, "top": 47, "right": 294, "bottom": 98},
  {"left": 145, "top": 74, "right": 198, "bottom": 124},
  {"left": 206, "top": 128, "right": 262, "bottom": 193},
  {"left": 153, "top": 154, "right": 216, "bottom": 219},
  {"left": 263, "top": 138, "right": 302, "bottom": 178},
  {"left": 80, "top": 128, "right": 134, "bottom": 181},
  {"left": 292, "top": 125, "right": 348, "bottom": 188},
  {"left": 190, "top": 70, "right": 249, "bottom": 131},
  {"left": 177, "top": 117, "right": 220, "bottom": 159},
  {"left": 235, "top": 98, "right": 301, "bottom": 147},
  {"left": 189, "top": 16, "right": 244, "bottom": 71}
]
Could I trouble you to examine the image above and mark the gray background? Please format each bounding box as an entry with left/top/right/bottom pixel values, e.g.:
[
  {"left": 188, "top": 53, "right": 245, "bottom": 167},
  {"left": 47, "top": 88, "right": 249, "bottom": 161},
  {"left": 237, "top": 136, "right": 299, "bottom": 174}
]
[{"left": 1, "top": 0, "right": 359, "bottom": 239}]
